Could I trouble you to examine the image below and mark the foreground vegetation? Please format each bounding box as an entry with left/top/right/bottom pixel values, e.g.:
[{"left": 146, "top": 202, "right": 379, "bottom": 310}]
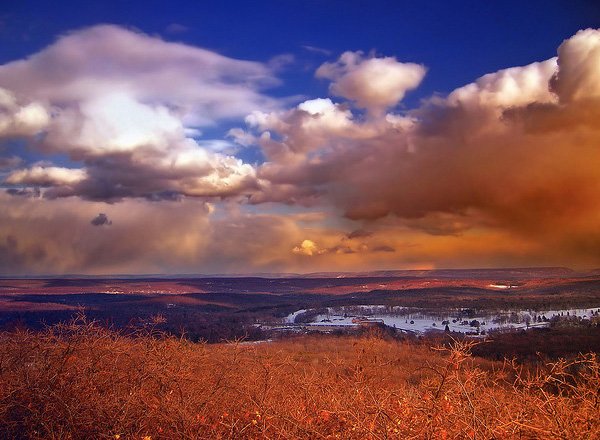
[{"left": 0, "top": 317, "right": 598, "bottom": 439}]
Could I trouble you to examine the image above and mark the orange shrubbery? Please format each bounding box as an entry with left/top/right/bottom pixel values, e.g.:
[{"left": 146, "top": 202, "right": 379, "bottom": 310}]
[{"left": 0, "top": 316, "right": 598, "bottom": 439}]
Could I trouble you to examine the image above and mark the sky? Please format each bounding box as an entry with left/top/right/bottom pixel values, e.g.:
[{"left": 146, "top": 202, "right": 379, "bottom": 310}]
[{"left": 1, "top": 0, "right": 600, "bottom": 275}]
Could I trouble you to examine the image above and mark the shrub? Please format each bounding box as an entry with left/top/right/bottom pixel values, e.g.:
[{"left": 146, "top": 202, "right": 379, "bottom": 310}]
[{"left": 0, "top": 317, "right": 598, "bottom": 439}]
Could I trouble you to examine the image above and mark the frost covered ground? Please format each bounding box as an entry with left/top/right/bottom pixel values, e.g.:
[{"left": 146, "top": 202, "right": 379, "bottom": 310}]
[{"left": 283, "top": 305, "right": 600, "bottom": 335}]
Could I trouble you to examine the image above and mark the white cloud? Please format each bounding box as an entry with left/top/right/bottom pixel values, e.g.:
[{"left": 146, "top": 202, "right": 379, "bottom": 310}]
[
  {"left": 316, "top": 51, "right": 426, "bottom": 113},
  {"left": 446, "top": 58, "right": 558, "bottom": 109},
  {"left": 301, "top": 45, "right": 332, "bottom": 56},
  {"left": 550, "top": 28, "right": 600, "bottom": 102},
  {"left": 6, "top": 166, "right": 87, "bottom": 186},
  {"left": 0, "top": 25, "right": 279, "bottom": 123},
  {"left": 47, "top": 92, "right": 184, "bottom": 155},
  {"left": 0, "top": 88, "right": 49, "bottom": 138},
  {"left": 0, "top": 25, "right": 283, "bottom": 201},
  {"left": 226, "top": 128, "right": 257, "bottom": 147}
]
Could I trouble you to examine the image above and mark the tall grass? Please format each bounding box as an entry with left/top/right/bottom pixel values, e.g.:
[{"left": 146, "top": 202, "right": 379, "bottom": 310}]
[{"left": 0, "top": 316, "right": 598, "bottom": 439}]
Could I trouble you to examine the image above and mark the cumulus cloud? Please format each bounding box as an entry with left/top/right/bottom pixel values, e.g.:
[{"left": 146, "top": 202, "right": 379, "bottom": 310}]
[
  {"left": 0, "top": 25, "right": 278, "bottom": 123},
  {"left": 445, "top": 58, "right": 558, "bottom": 109},
  {"left": 0, "top": 24, "right": 280, "bottom": 201},
  {"left": 244, "top": 28, "right": 600, "bottom": 267},
  {"left": 0, "top": 88, "right": 49, "bottom": 139},
  {"left": 226, "top": 127, "right": 257, "bottom": 147},
  {"left": 292, "top": 239, "right": 323, "bottom": 256},
  {"left": 550, "top": 28, "right": 600, "bottom": 102},
  {"left": 292, "top": 235, "right": 400, "bottom": 258},
  {"left": 316, "top": 51, "right": 426, "bottom": 113}
]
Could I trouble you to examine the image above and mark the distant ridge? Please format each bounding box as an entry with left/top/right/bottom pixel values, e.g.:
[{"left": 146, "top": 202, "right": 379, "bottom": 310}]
[
  {"left": 296, "top": 267, "right": 578, "bottom": 279},
  {"left": 0, "top": 267, "right": 583, "bottom": 280}
]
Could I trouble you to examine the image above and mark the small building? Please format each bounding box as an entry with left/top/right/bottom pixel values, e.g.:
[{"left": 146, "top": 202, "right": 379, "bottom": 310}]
[{"left": 356, "top": 319, "right": 385, "bottom": 328}]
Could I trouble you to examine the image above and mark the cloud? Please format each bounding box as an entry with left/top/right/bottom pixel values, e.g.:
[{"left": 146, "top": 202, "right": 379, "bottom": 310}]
[
  {"left": 0, "top": 195, "right": 213, "bottom": 274},
  {"left": 301, "top": 45, "right": 332, "bottom": 56},
  {"left": 244, "top": 28, "right": 600, "bottom": 268},
  {"left": 90, "top": 213, "right": 112, "bottom": 226},
  {"left": 316, "top": 51, "right": 426, "bottom": 113},
  {"left": 6, "top": 166, "right": 87, "bottom": 187},
  {"left": 227, "top": 127, "right": 257, "bottom": 147},
  {"left": 292, "top": 236, "right": 398, "bottom": 257},
  {"left": 0, "top": 195, "right": 333, "bottom": 275},
  {"left": 550, "top": 28, "right": 600, "bottom": 103},
  {"left": 165, "top": 23, "right": 189, "bottom": 34},
  {"left": 244, "top": 97, "right": 357, "bottom": 175},
  {"left": 0, "top": 88, "right": 49, "bottom": 139},
  {"left": 292, "top": 239, "right": 323, "bottom": 256},
  {"left": 5, "top": 187, "right": 40, "bottom": 198},
  {"left": 268, "top": 53, "right": 295, "bottom": 71},
  {"left": 3, "top": 26, "right": 600, "bottom": 273},
  {"left": 0, "top": 25, "right": 278, "bottom": 124},
  {"left": 444, "top": 58, "right": 558, "bottom": 109},
  {"left": 0, "top": 25, "right": 283, "bottom": 202},
  {"left": 346, "top": 229, "right": 373, "bottom": 239}
]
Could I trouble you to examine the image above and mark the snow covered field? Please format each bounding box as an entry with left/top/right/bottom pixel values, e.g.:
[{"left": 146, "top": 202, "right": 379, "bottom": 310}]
[{"left": 283, "top": 305, "right": 600, "bottom": 335}]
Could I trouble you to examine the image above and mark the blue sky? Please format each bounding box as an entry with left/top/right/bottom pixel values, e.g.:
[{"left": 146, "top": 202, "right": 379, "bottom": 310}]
[
  {"left": 1, "top": 1, "right": 600, "bottom": 275},
  {"left": 2, "top": 0, "right": 599, "bottom": 103}
]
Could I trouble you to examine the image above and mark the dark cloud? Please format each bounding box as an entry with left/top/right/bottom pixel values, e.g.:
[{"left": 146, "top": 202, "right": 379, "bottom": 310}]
[
  {"left": 6, "top": 187, "right": 40, "bottom": 198},
  {"left": 91, "top": 213, "right": 112, "bottom": 226},
  {"left": 346, "top": 229, "right": 373, "bottom": 239}
]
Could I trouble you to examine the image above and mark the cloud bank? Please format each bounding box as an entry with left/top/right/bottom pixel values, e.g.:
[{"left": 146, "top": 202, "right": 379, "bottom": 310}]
[{"left": 2, "top": 27, "right": 600, "bottom": 273}]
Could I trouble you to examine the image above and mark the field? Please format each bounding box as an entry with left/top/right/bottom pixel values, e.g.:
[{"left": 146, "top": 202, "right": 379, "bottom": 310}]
[
  {"left": 0, "top": 318, "right": 598, "bottom": 439},
  {"left": 1, "top": 269, "right": 599, "bottom": 438},
  {"left": 2, "top": 268, "right": 600, "bottom": 342}
]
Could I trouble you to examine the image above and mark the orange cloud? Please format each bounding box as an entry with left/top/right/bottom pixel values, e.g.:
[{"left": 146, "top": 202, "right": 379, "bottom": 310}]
[{"left": 241, "top": 28, "right": 600, "bottom": 269}]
